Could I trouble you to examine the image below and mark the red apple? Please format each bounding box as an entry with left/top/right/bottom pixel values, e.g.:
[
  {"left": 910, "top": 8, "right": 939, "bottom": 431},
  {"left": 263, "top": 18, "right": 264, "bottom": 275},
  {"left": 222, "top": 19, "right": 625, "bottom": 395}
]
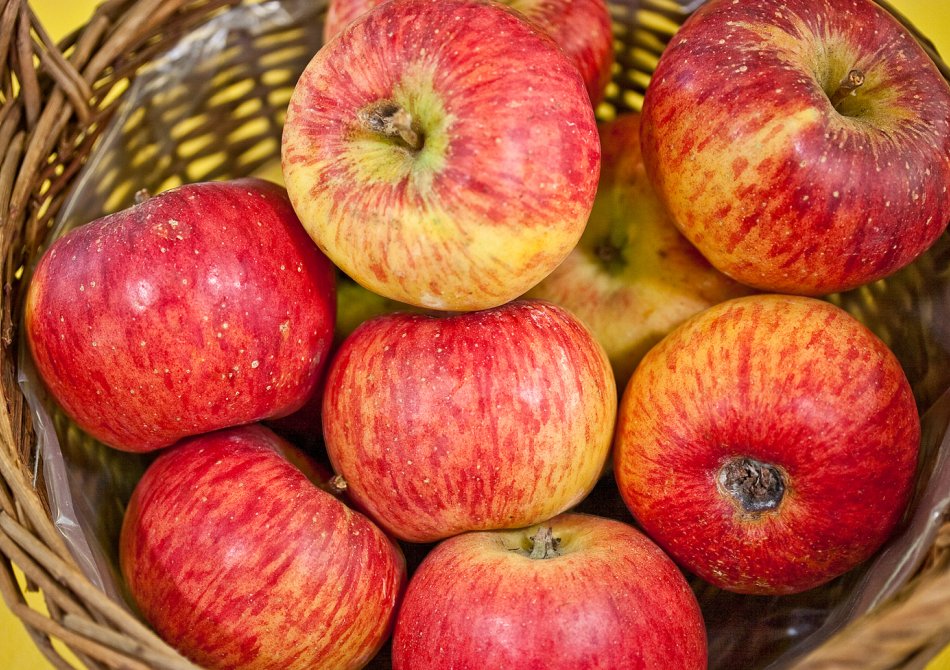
[
  {"left": 335, "top": 273, "right": 423, "bottom": 343},
  {"left": 392, "top": 513, "right": 707, "bottom": 669},
  {"left": 120, "top": 424, "right": 405, "bottom": 670},
  {"left": 614, "top": 295, "right": 920, "bottom": 595},
  {"left": 323, "top": 0, "right": 614, "bottom": 104},
  {"left": 283, "top": 0, "right": 600, "bottom": 311},
  {"left": 25, "top": 179, "right": 336, "bottom": 452},
  {"left": 322, "top": 299, "right": 617, "bottom": 543},
  {"left": 640, "top": 0, "right": 950, "bottom": 295},
  {"left": 528, "top": 113, "right": 752, "bottom": 389}
]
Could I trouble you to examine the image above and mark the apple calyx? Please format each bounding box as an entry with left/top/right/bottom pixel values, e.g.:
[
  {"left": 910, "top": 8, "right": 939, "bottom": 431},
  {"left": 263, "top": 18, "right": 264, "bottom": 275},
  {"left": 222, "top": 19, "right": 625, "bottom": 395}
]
[
  {"left": 594, "top": 240, "right": 622, "bottom": 267},
  {"left": 828, "top": 68, "right": 866, "bottom": 113},
  {"left": 718, "top": 457, "right": 785, "bottom": 515},
  {"left": 528, "top": 526, "right": 561, "bottom": 560},
  {"left": 358, "top": 101, "right": 423, "bottom": 151}
]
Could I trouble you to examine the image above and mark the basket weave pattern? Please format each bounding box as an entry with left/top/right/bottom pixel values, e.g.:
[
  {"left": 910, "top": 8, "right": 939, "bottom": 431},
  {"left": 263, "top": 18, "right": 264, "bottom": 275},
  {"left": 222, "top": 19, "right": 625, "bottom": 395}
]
[{"left": 1, "top": 0, "right": 950, "bottom": 668}]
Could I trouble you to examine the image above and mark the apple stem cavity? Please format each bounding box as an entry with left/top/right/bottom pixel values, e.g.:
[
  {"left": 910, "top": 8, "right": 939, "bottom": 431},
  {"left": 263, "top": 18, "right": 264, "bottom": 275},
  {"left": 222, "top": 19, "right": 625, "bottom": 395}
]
[
  {"left": 829, "top": 69, "right": 866, "bottom": 112},
  {"left": 528, "top": 526, "right": 560, "bottom": 560},
  {"left": 718, "top": 457, "right": 786, "bottom": 514},
  {"left": 358, "top": 101, "right": 424, "bottom": 152}
]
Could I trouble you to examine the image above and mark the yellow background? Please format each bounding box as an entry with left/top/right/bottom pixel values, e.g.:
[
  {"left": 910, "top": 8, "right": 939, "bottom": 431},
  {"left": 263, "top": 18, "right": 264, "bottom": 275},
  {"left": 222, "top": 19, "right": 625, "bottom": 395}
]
[{"left": 5, "top": 0, "right": 950, "bottom": 668}]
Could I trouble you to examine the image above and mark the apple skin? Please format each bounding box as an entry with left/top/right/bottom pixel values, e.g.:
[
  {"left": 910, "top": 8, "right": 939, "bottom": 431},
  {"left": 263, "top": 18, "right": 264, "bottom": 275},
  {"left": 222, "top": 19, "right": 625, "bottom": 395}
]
[
  {"left": 283, "top": 0, "right": 600, "bottom": 311},
  {"left": 335, "top": 272, "right": 424, "bottom": 343},
  {"left": 322, "top": 299, "right": 617, "bottom": 543},
  {"left": 640, "top": 0, "right": 950, "bottom": 295},
  {"left": 527, "top": 114, "right": 752, "bottom": 389},
  {"left": 391, "top": 513, "right": 707, "bottom": 669},
  {"left": 322, "top": 0, "right": 614, "bottom": 104},
  {"left": 119, "top": 424, "right": 405, "bottom": 670},
  {"left": 614, "top": 295, "right": 920, "bottom": 595},
  {"left": 25, "top": 179, "right": 336, "bottom": 452}
]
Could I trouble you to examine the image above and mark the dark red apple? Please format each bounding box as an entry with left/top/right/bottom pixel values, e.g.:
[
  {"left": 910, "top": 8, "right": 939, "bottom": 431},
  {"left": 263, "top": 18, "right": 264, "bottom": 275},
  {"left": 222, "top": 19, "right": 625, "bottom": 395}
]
[
  {"left": 392, "top": 513, "right": 707, "bottom": 669},
  {"left": 614, "top": 295, "right": 920, "bottom": 595},
  {"left": 120, "top": 424, "right": 405, "bottom": 670},
  {"left": 25, "top": 179, "right": 335, "bottom": 452},
  {"left": 323, "top": 0, "right": 615, "bottom": 104},
  {"left": 283, "top": 0, "right": 600, "bottom": 311},
  {"left": 322, "top": 299, "right": 617, "bottom": 543},
  {"left": 640, "top": 0, "right": 950, "bottom": 294}
]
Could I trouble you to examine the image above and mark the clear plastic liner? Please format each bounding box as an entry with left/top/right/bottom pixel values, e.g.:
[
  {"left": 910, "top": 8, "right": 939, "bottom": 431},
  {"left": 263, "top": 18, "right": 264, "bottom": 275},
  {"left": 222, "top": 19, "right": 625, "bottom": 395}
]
[{"left": 16, "top": 1, "right": 950, "bottom": 667}]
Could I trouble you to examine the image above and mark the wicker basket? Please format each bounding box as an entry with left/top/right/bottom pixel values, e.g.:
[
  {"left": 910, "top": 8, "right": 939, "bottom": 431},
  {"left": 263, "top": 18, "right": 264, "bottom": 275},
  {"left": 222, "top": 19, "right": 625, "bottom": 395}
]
[{"left": 2, "top": 0, "right": 950, "bottom": 668}]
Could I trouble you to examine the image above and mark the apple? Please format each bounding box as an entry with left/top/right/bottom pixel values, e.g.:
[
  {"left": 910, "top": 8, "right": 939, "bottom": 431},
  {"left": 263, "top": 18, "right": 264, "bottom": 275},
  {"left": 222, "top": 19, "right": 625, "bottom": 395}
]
[
  {"left": 614, "top": 294, "right": 920, "bottom": 595},
  {"left": 322, "top": 299, "right": 617, "bottom": 543},
  {"left": 283, "top": 0, "right": 600, "bottom": 311},
  {"left": 640, "top": 0, "right": 950, "bottom": 295},
  {"left": 527, "top": 113, "right": 752, "bottom": 389},
  {"left": 25, "top": 178, "right": 336, "bottom": 452},
  {"left": 391, "top": 513, "right": 707, "bottom": 669},
  {"left": 335, "top": 272, "right": 422, "bottom": 343},
  {"left": 322, "top": 0, "right": 615, "bottom": 104},
  {"left": 266, "top": 274, "right": 424, "bottom": 449},
  {"left": 120, "top": 424, "right": 405, "bottom": 670}
]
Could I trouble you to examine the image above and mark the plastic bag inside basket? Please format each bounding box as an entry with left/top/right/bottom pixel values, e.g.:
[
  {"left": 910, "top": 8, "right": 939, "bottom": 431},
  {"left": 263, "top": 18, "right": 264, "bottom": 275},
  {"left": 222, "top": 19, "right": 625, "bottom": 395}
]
[{"left": 17, "top": 0, "right": 950, "bottom": 668}]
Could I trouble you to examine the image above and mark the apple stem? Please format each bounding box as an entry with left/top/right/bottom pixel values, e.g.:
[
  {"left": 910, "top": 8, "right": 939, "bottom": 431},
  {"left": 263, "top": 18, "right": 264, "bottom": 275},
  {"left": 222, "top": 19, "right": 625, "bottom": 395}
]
[
  {"left": 829, "top": 69, "right": 866, "bottom": 110},
  {"left": 528, "top": 526, "right": 560, "bottom": 560},
  {"left": 134, "top": 189, "right": 151, "bottom": 205},
  {"left": 718, "top": 457, "right": 786, "bottom": 515},
  {"left": 358, "top": 101, "right": 423, "bottom": 152},
  {"left": 326, "top": 474, "right": 348, "bottom": 496}
]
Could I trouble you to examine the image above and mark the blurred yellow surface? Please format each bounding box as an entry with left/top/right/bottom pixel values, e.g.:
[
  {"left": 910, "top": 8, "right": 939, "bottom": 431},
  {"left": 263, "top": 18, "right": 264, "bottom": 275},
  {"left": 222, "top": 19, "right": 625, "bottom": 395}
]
[{"left": 5, "top": 0, "right": 950, "bottom": 668}]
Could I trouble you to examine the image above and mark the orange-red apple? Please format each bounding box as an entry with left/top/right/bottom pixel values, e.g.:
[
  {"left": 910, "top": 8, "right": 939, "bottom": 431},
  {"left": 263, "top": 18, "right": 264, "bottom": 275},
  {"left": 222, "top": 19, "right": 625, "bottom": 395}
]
[{"left": 614, "top": 295, "right": 920, "bottom": 595}]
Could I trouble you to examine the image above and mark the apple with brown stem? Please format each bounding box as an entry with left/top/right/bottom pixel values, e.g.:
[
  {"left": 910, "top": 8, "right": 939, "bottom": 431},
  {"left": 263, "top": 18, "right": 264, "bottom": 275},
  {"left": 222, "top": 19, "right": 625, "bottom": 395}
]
[
  {"left": 640, "top": 0, "right": 950, "bottom": 294},
  {"left": 392, "top": 513, "right": 707, "bottom": 669},
  {"left": 283, "top": 0, "right": 600, "bottom": 311},
  {"left": 120, "top": 424, "right": 405, "bottom": 670}
]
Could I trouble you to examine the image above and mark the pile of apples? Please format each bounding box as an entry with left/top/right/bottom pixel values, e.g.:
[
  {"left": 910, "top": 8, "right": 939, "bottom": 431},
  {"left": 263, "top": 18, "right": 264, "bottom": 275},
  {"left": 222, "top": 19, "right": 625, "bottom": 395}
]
[{"left": 22, "top": 0, "right": 950, "bottom": 667}]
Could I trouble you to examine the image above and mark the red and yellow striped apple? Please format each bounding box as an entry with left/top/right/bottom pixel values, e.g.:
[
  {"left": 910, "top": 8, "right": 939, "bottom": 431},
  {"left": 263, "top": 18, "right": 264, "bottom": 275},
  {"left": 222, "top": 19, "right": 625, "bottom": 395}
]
[
  {"left": 323, "top": 0, "right": 615, "bottom": 104},
  {"left": 120, "top": 424, "right": 405, "bottom": 670},
  {"left": 322, "top": 299, "right": 617, "bottom": 543},
  {"left": 25, "top": 179, "right": 335, "bottom": 452},
  {"left": 392, "top": 513, "right": 707, "bottom": 669},
  {"left": 528, "top": 114, "right": 752, "bottom": 389},
  {"left": 640, "top": 0, "right": 950, "bottom": 295},
  {"left": 614, "top": 295, "right": 920, "bottom": 595},
  {"left": 283, "top": 0, "right": 600, "bottom": 311}
]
